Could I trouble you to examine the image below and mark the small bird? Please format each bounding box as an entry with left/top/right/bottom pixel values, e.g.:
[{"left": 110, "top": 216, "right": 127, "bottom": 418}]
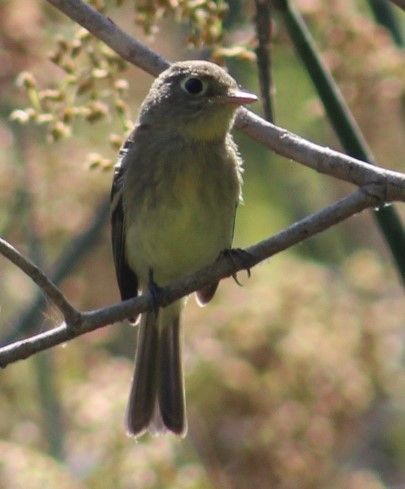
[{"left": 111, "top": 60, "right": 257, "bottom": 438}]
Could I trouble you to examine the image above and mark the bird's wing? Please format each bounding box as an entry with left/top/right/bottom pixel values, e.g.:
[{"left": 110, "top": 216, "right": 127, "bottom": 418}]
[{"left": 111, "top": 137, "right": 139, "bottom": 301}]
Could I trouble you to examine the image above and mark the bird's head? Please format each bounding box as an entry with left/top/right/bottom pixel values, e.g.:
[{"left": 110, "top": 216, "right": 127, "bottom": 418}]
[{"left": 139, "top": 60, "right": 258, "bottom": 142}]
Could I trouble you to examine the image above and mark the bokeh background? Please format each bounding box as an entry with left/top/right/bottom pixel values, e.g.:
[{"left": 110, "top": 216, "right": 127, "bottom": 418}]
[{"left": 0, "top": 0, "right": 404, "bottom": 488}]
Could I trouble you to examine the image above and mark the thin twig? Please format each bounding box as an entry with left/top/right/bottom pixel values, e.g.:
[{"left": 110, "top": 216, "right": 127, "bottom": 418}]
[
  {"left": 0, "top": 239, "right": 81, "bottom": 326},
  {"left": 1, "top": 199, "right": 110, "bottom": 345},
  {"left": 254, "top": 0, "right": 274, "bottom": 121}
]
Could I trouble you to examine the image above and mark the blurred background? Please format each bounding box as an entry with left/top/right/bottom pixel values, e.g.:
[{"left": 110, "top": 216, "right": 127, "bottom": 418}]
[{"left": 0, "top": 0, "right": 404, "bottom": 488}]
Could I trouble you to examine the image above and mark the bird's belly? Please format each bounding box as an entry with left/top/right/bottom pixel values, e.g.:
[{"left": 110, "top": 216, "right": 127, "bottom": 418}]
[{"left": 125, "top": 188, "right": 235, "bottom": 289}]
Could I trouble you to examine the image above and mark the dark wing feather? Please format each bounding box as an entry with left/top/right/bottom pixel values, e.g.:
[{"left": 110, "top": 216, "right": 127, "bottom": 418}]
[{"left": 111, "top": 137, "right": 138, "bottom": 302}]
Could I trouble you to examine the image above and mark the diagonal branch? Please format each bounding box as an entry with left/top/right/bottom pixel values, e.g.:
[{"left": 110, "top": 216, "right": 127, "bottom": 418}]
[
  {"left": 46, "top": 0, "right": 169, "bottom": 76},
  {"left": 0, "top": 183, "right": 387, "bottom": 367},
  {"left": 388, "top": 0, "right": 405, "bottom": 11},
  {"left": 1, "top": 199, "right": 110, "bottom": 345},
  {"left": 236, "top": 109, "right": 405, "bottom": 199},
  {"left": 44, "top": 0, "right": 405, "bottom": 200},
  {"left": 0, "top": 238, "right": 81, "bottom": 326}
]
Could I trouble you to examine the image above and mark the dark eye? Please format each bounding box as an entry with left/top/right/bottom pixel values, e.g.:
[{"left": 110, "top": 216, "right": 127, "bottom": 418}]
[{"left": 181, "top": 76, "right": 207, "bottom": 96}]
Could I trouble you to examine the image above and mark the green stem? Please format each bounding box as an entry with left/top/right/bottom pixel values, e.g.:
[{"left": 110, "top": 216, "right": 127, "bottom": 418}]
[
  {"left": 274, "top": 0, "right": 405, "bottom": 285},
  {"left": 367, "top": 0, "right": 404, "bottom": 47}
]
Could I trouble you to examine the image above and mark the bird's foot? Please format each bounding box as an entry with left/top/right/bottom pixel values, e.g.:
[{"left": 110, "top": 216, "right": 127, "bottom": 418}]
[{"left": 221, "top": 248, "right": 253, "bottom": 286}]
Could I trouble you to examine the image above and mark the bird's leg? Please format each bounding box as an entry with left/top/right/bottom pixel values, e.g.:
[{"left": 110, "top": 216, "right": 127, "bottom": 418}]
[
  {"left": 148, "top": 268, "right": 163, "bottom": 314},
  {"left": 221, "top": 248, "right": 254, "bottom": 286}
]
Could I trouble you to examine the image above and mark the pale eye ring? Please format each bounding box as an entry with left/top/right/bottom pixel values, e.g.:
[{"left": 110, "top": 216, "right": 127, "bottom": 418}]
[{"left": 180, "top": 76, "right": 208, "bottom": 96}]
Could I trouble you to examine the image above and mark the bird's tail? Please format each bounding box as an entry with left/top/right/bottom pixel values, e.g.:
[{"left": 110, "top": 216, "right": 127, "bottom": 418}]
[{"left": 126, "top": 301, "right": 187, "bottom": 438}]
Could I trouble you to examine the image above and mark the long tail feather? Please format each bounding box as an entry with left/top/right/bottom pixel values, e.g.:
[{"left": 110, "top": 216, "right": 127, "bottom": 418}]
[
  {"left": 126, "top": 310, "right": 159, "bottom": 437},
  {"left": 157, "top": 305, "right": 187, "bottom": 436},
  {"left": 126, "top": 302, "right": 187, "bottom": 437}
]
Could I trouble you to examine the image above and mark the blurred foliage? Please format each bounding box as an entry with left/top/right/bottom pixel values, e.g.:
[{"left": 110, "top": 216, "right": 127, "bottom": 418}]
[
  {"left": 10, "top": 27, "right": 131, "bottom": 167},
  {"left": 132, "top": 0, "right": 228, "bottom": 46},
  {"left": 0, "top": 0, "right": 404, "bottom": 488},
  {"left": 187, "top": 253, "right": 404, "bottom": 489}
]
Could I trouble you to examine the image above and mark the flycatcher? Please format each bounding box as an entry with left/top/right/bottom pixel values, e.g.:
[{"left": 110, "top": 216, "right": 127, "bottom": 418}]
[{"left": 111, "top": 60, "right": 257, "bottom": 438}]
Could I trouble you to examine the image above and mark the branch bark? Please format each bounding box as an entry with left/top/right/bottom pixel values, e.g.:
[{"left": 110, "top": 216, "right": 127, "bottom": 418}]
[
  {"left": 237, "top": 109, "right": 405, "bottom": 201},
  {"left": 389, "top": 0, "right": 405, "bottom": 11},
  {"left": 0, "top": 238, "right": 80, "bottom": 326},
  {"left": 46, "top": 0, "right": 169, "bottom": 76},
  {"left": 0, "top": 184, "right": 391, "bottom": 367}
]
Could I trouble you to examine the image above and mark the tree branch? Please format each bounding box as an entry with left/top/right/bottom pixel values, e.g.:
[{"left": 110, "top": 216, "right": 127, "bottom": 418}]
[
  {"left": 0, "top": 184, "right": 388, "bottom": 367},
  {"left": 388, "top": 0, "right": 405, "bottom": 11},
  {"left": 0, "top": 238, "right": 80, "bottom": 326},
  {"left": 1, "top": 199, "right": 110, "bottom": 345},
  {"left": 236, "top": 109, "right": 405, "bottom": 200},
  {"left": 46, "top": 0, "right": 169, "bottom": 76},
  {"left": 253, "top": 0, "right": 274, "bottom": 122}
]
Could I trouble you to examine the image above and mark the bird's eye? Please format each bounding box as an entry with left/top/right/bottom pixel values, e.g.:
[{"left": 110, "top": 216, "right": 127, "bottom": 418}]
[{"left": 181, "top": 76, "right": 207, "bottom": 96}]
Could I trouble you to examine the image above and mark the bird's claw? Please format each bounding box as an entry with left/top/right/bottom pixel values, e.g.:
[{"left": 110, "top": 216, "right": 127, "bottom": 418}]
[{"left": 221, "top": 248, "right": 253, "bottom": 286}]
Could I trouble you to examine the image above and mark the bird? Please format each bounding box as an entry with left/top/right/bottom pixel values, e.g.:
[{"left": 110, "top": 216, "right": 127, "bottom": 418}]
[{"left": 110, "top": 60, "right": 257, "bottom": 438}]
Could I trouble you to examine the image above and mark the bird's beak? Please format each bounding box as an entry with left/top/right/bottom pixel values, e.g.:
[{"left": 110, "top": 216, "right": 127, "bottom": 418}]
[{"left": 216, "top": 89, "right": 258, "bottom": 106}]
